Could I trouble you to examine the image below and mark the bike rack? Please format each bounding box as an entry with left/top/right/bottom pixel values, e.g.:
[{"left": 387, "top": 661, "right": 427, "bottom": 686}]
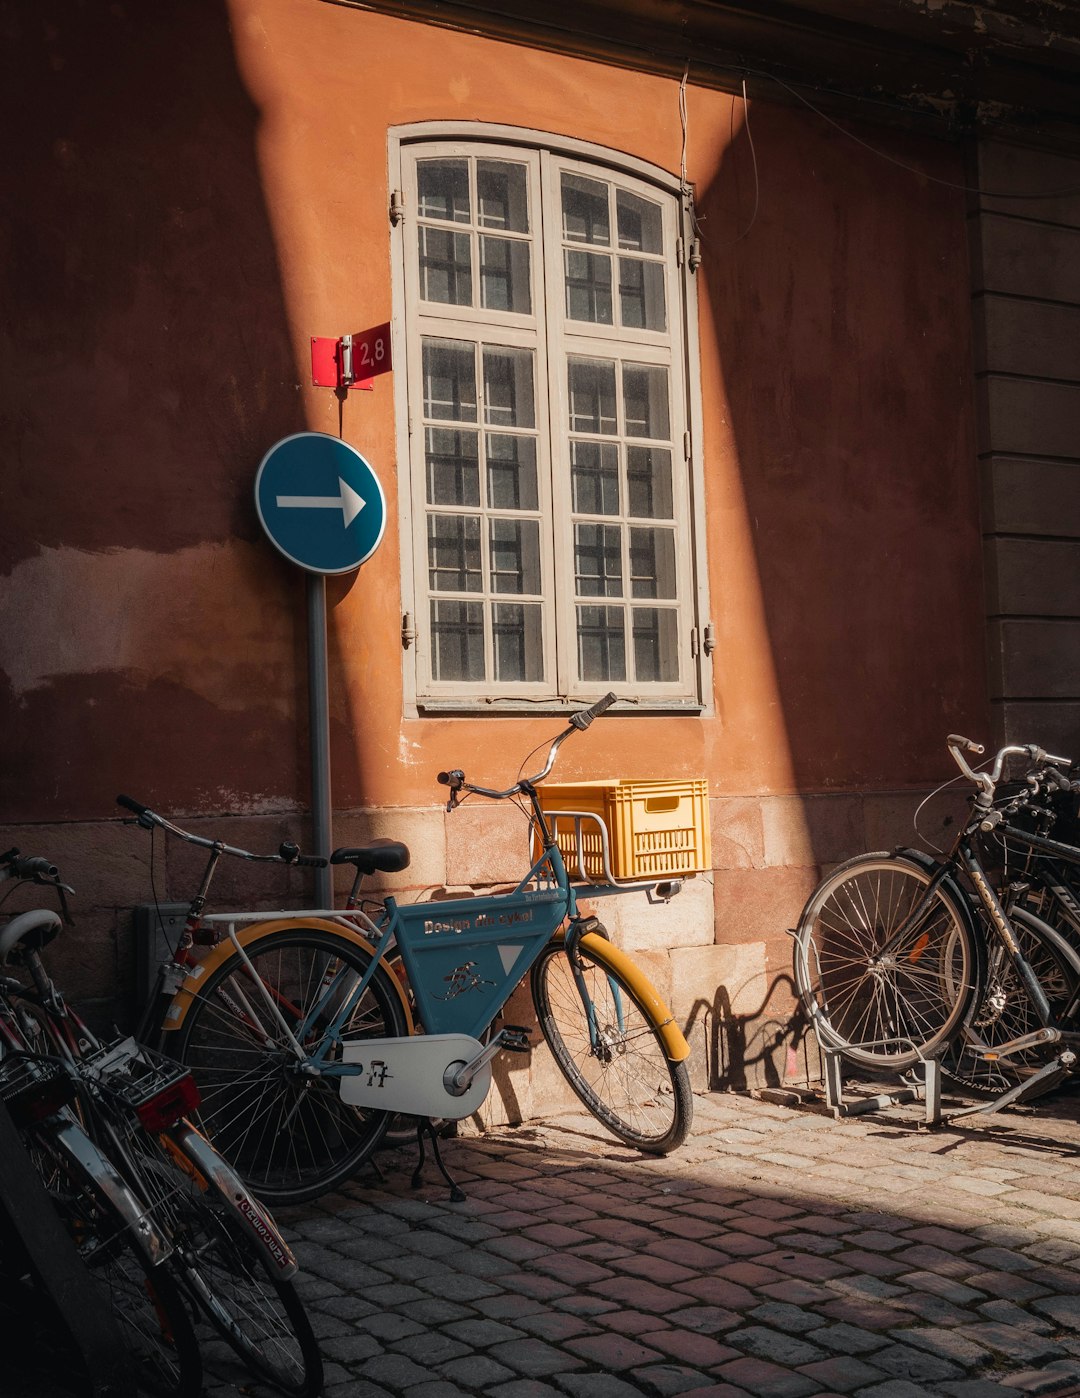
[
  {"left": 818, "top": 1038, "right": 944, "bottom": 1125},
  {"left": 0, "top": 1099, "right": 135, "bottom": 1397},
  {"left": 783, "top": 1029, "right": 1079, "bottom": 1128}
]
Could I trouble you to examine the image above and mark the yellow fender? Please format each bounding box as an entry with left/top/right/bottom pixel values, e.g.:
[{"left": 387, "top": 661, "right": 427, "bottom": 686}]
[
  {"left": 551, "top": 929, "right": 691, "bottom": 1064},
  {"left": 160, "top": 917, "right": 414, "bottom": 1035}
]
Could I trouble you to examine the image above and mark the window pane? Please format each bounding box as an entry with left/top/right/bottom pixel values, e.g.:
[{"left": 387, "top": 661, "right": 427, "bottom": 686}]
[
  {"left": 633, "top": 607, "right": 679, "bottom": 682},
  {"left": 565, "top": 249, "right": 613, "bottom": 325},
  {"left": 577, "top": 605, "right": 626, "bottom": 682},
  {"left": 423, "top": 340, "right": 477, "bottom": 422},
  {"left": 493, "top": 603, "right": 544, "bottom": 682},
  {"left": 619, "top": 258, "right": 666, "bottom": 332},
  {"left": 483, "top": 348, "right": 535, "bottom": 428},
  {"left": 487, "top": 434, "right": 538, "bottom": 510},
  {"left": 490, "top": 518, "right": 541, "bottom": 594},
  {"left": 417, "top": 159, "right": 471, "bottom": 222},
  {"left": 426, "top": 428, "right": 480, "bottom": 506},
  {"left": 562, "top": 174, "right": 610, "bottom": 245},
  {"left": 568, "top": 358, "right": 617, "bottom": 435},
  {"left": 481, "top": 237, "right": 531, "bottom": 313},
  {"left": 428, "top": 514, "right": 482, "bottom": 592},
  {"left": 623, "top": 364, "right": 670, "bottom": 439},
  {"left": 431, "top": 600, "right": 484, "bottom": 681},
  {"left": 626, "top": 446, "right": 673, "bottom": 519},
  {"left": 630, "top": 527, "right": 677, "bottom": 599},
  {"left": 419, "top": 227, "right": 472, "bottom": 306},
  {"left": 477, "top": 161, "right": 529, "bottom": 232},
  {"left": 575, "top": 522, "right": 623, "bottom": 598},
  {"left": 571, "top": 440, "right": 620, "bottom": 516},
  {"left": 617, "top": 190, "right": 663, "bottom": 253}
]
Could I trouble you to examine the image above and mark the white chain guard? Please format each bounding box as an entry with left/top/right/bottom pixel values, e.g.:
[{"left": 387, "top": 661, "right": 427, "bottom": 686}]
[{"left": 338, "top": 1034, "right": 491, "bottom": 1119}]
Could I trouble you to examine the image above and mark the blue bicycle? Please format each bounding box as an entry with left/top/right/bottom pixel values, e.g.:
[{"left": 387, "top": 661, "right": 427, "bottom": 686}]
[{"left": 124, "top": 695, "right": 694, "bottom": 1204}]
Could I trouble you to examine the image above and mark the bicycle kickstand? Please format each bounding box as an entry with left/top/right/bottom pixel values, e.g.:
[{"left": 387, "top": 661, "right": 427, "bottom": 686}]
[{"left": 412, "top": 1118, "right": 466, "bottom": 1203}]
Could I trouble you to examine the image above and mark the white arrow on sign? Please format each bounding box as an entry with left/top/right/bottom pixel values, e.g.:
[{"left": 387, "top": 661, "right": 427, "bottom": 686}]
[{"left": 276, "top": 477, "right": 366, "bottom": 528}]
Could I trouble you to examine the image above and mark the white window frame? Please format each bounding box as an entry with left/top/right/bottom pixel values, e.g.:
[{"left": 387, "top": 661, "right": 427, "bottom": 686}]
[{"left": 389, "top": 123, "right": 712, "bottom": 715}]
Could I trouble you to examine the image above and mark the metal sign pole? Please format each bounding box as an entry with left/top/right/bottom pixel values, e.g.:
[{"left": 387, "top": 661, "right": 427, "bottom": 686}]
[
  {"left": 255, "top": 432, "right": 388, "bottom": 913},
  {"left": 307, "top": 572, "right": 333, "bottom": 910}
]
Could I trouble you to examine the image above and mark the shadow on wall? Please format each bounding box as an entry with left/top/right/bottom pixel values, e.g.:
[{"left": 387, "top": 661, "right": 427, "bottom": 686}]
[
  {"left": 1, "top": 0, "right": 312, "bottom": 825},
  {"left": 701, "top": 95, "right": 987, "bottom": 812},
  {"left": 684, "top": 971, "right": 814, "bottom": 1093}
]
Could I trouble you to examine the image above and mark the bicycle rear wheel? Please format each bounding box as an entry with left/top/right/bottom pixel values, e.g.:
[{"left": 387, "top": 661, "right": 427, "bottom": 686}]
[
  {"left": 173, "top": 928, "right": 409, "bottom": 1203},
  {"left": 530, "top": 938, "right": 692, "bottom": 1154},
  {"left": 793, "top": 851, "right": 982, "bottom": 1069},
  {"left": 940, "top": 907, "right": 1080, "bottom": 1099},
  {"left": 31, "top": 1120, "right": 202, "bottom": 1398}
]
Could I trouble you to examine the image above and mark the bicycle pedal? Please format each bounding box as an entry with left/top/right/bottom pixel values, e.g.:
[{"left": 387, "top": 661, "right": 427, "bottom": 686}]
[{"left": 500, "top": 1026, "right": 532, "bottom": 1054}]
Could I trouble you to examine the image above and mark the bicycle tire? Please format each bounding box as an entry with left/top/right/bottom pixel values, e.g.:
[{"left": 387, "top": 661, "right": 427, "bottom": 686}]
[
  {"left": 530, "top": 938, "right": 692, "bottom": 1153},
  {"left": 115, "top": 1124, "right": 322, "bottom": 1398},
  {"left": 793, "top": 851, "right": 982, "bottom": 1070},
  {"left": 30, "top": 1119, "right": 203, "bottom": 1398},
  {"left": 940, "top": 906, "right": 1080, "bottom": 1100},
  {"left": 173, "top": 927, "right": 409, "bottom": 1203}
]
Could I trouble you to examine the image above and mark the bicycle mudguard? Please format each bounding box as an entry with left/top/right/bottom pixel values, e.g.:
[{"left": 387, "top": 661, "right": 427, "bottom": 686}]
[
  {"left": 552, "top": 929, "right": 691, "bottom": 1063},
  {"left": 166, "top": 1122, "right": 297, "bottom": 1278},
  {"left": 889, "top": 847, "right": 984, "bottom": 940},
  {"left": 158, "top": 917, "right": 414, "bottom": 1035},
  {"left": 49, "top": 1116, "right": 171, "bottom": 1266}
]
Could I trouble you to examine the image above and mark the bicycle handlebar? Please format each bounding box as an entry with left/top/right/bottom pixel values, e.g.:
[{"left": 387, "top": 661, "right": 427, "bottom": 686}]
[
  {"left": 115, "top": 796, "right": 329, "bottom": 868},
  {"left": 437, "top": 694, "right": 618, "bottom": 809},
  {"left": 947, "top": 737, "right": 1076, "bottom": 806}
]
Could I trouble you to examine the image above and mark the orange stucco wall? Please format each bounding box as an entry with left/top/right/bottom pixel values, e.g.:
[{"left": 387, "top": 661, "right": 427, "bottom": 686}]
[
  {"left": 2, "top": 0, "right": 985, "bottom": 830},
  {"left": 1, "top": 2, "right": 988, "bottom": 1087}
]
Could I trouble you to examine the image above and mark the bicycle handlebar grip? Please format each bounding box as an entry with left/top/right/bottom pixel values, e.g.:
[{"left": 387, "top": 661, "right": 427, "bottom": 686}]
[
  {"left": 297, "top": 853, "right": 329, "bottom": 868},
  {"left": 946, "top": 734, "right": 984, "bottom": 756},
  {"left": 437, "top": 770, "right": 465, "bottom": 788},
  {"left": 570, "top": 691, "right": 618, "bottom": 731},
  {"left": 13, "top": 855, "right": 59, "bottom": 880},
  {"left": 116, "top": 794, "right": 150, "bottom": 817}
]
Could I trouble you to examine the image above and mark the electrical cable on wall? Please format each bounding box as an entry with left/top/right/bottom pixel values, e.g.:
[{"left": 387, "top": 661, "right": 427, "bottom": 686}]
[
  {"left": 678, "top": 63, "right": 705, "bottom": 266},
  {"left": 734, "top": 77, "right": 760, "bottom": 243}
]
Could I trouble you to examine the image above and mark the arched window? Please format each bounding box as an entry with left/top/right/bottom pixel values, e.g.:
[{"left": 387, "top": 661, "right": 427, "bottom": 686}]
[{"left": 391, "top": 125, "right": 710, "bottom": 712}]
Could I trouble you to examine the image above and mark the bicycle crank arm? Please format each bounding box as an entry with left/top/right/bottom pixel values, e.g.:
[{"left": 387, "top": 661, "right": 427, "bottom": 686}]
[
  {"left": 338, "top": 1033, "right": 491, "bottom": 1119},
  {"left": 445, "top": 1025, "right": 531, "bottom": 1095},
  {"left": 977, "top": 1026, "right": 1061, "bottom": 1061}
]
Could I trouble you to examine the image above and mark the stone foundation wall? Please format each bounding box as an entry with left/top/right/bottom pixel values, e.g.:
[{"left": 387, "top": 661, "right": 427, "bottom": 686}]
[{"left": 0, "top": 784, "right": 965, "bottom": 1114}]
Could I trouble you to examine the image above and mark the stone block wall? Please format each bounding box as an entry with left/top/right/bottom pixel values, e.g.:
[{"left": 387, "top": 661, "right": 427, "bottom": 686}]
[{"left": 0, "top": 782, "right": 966, "bottom": 1117}]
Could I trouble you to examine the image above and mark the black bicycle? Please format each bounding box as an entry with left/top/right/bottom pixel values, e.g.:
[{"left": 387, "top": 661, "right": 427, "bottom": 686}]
[{"left": 793, "top": 736, "right": 1080, "bottom": 1108}]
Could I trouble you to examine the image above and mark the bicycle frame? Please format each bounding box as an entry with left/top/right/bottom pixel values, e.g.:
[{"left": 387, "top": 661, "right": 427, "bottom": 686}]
[
  {"left": 202, "top": 840, "right": 638, "bottom": 1079},
  {"left": 872, "top": 810, "right": 1080, "bottom": 1058}
]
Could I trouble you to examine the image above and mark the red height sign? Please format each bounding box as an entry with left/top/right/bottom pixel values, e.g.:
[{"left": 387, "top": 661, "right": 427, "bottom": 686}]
[{"left": 310, "top": 322, "right": 392, "bottom": 392}]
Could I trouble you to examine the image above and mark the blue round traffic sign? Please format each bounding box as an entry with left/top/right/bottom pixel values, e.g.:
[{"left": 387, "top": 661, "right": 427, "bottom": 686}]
[{"left": 255, "top": 433, "right": 387, "bottom": 575}]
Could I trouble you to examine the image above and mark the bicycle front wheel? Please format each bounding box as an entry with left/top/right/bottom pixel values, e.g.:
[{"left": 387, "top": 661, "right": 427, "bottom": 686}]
[
  {"left": 530, "top": 938, "right": 692, "bottom": 1154},
  {"left": 174, "top": 928, "right": 410, "bottom": 1203},
  {"left": 793, "top": 852, "right": 981, "bottom": 1069}
]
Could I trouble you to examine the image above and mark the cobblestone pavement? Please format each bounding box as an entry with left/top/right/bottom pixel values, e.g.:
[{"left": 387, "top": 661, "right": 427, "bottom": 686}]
[{"left": 10, "top": 1087, "right": 1080, "bottom": 1397}]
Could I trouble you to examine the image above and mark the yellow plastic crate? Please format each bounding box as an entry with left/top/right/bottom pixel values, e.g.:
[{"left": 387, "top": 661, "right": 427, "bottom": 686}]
[{"left": 537, "top": 779, "right": 711, "bottom": 881}]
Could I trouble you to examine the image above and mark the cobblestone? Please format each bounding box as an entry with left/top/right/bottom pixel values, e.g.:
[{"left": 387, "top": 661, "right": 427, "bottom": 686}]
[{"left": 16, "top": 1089, "right": 1080, "bottom": 1398}]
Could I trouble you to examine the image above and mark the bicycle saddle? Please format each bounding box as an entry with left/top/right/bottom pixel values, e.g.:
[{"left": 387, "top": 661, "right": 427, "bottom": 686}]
[
  {"left": 0, "top": 909, "right": 61, "bottom": 963},
  {"left": 329, "top": 840, "right": 411, "bottom": 874}
]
